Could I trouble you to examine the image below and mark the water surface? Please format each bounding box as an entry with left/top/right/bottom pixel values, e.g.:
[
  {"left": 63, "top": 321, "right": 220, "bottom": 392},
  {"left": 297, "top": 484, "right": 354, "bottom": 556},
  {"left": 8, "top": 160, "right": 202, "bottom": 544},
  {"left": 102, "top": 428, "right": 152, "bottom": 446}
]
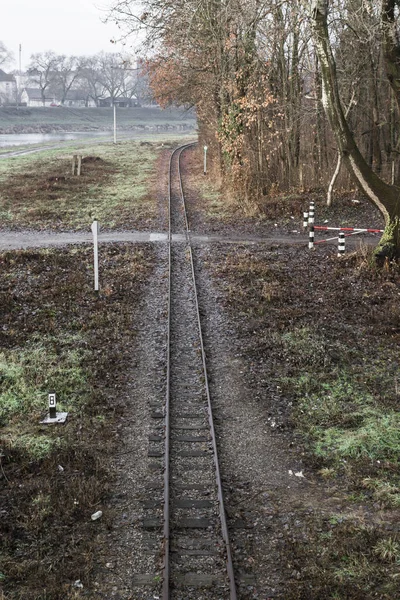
[{"left": 0, "top": 131, "right": 110, "bottom": 147}]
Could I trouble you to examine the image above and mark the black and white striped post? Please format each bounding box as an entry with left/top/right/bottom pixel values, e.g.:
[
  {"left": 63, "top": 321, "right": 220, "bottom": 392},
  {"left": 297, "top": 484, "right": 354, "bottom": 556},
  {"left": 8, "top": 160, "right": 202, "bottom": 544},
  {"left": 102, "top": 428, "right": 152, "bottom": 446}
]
[
  {"left": 308, "top": 224, "right": 315, "bottom": 250},
  {"left": 303, "top": 211, "right": 309, "bottom": 229},
  {"left": 308, "top": 201, "right": 315, "bottom": 227},
  {"left": 338, "top": 231, "right": 345, "bottom": 256}
]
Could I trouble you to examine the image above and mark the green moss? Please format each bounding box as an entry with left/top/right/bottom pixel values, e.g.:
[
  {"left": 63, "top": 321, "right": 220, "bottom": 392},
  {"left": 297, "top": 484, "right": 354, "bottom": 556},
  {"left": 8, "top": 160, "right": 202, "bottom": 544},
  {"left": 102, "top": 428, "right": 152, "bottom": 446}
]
[
  {"left": 374, "top": 215, "right": 400, "bottom": 259},
  {"left": 314, "top": 412, "right": 400, "bottom": 462}
]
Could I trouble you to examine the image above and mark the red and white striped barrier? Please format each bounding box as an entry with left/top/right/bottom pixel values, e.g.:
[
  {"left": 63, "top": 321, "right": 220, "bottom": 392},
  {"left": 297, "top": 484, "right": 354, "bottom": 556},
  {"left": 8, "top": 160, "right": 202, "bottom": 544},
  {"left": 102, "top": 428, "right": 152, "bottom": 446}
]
[
  {"left": 314, "top": 230, "right": 365, "bottom": 245},
  {"left": 314, "top": 226, "right": 383, "bottom": 233},
  {"left": 305, "top": 202, "right": 383, "bottom": 254}
]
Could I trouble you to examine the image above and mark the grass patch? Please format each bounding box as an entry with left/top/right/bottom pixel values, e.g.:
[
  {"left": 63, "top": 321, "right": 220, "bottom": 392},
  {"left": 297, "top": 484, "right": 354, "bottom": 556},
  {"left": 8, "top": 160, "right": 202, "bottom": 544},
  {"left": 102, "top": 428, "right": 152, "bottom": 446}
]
[
  {"left": 285, "top": 518, "right": 400, "bottom": 599},
  {"left": 276, "top": 328, "right": 400, "bottom": 470},
  {"left": 314, "top": 412, "right": 400, "bottom": 462},
  {"left": 0, "top": 139, "right": 171, "bottom": 230},
  {"left": 202, "top": 185, "right": 232, "bottom": 220},
  {"left": 282, "top": 364, "right": 400, "bottom": 465},
  {"left": 0, "top": 333, "right": 90, "bottom": 459},
  {"left": 362, "top": 478, "right": 400, "bottom": 508}
]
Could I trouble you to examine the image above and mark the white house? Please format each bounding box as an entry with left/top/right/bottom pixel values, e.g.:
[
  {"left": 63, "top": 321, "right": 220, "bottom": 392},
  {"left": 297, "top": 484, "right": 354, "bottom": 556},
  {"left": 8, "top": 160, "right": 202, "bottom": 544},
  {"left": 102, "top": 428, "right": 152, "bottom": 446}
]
[
  {"left": 63, "top": 90, "right": 96, "bottom": 108},
  {"left": 21, "top": 87, "right": 97, "bottom": 108},
  {"left": 21, "top": 88, "right": 56, "bottom": 107},
  {"left": 0, "top": 69, "right": 17, "bottom": 105}
]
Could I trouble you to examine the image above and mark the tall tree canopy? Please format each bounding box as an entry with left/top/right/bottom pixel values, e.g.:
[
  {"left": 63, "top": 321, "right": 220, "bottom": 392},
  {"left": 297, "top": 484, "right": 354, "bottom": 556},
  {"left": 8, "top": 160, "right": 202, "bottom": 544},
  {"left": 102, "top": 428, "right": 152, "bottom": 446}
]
[{"left": 109, "top": 0, "right": 400, "bottom": 257}]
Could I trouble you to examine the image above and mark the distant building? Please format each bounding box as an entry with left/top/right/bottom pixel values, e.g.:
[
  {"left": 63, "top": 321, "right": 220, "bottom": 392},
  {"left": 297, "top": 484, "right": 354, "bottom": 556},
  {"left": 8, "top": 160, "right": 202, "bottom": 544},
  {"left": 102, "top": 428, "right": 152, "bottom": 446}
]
[
  {"left": 21, "top": 87, "right": 55, "bottom": 107},
  {"left": 98, "top": 96, "right": 138, "bottom": 108},
  {"left": 0, "top": 69, "right": 17, "bottom": 105},
  {"left": 21, "top": 87, "right": 99, "bottom": 108},
  {"left": 63, "top": 90, "right": 96, "bottom": 108}
]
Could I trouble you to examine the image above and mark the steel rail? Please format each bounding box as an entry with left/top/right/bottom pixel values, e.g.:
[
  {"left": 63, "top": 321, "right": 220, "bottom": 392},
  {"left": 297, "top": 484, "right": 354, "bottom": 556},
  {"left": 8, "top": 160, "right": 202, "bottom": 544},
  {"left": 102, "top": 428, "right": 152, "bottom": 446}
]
[
  {"left": 176, "top": 144, "right": 238, "bottom": 599},
  {"left": 162, "top": 142, "right": 195, "bottom": 599},
  {"left": 162, "top": 142, "right": 237, "bottom": 598}
]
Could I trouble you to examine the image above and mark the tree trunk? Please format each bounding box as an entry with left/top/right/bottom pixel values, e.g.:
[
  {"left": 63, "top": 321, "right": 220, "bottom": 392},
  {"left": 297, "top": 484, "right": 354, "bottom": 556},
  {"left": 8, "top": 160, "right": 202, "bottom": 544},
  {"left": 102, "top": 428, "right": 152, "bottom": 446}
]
[
  {"left": 311, "top": 0, "right": 400, "bottom": 259},
  {"left": 327, "top": 90, "right": 355, "bottom": 206},
  {"left": 327, "top": 152, "right": 341, "bottom": 207},
  {"left": 314, "top": 54, "right": 328, "bottom": 178},
  {"left": 289, "top": 19, "right": 301, "bottom": 175}
]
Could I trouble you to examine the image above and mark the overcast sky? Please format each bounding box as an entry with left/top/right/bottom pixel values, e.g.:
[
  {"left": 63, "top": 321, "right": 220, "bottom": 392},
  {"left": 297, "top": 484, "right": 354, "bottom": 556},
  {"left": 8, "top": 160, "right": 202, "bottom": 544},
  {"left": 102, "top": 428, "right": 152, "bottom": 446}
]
[{"left": 3, "top": 0, "right": 135, "bottom": 68}]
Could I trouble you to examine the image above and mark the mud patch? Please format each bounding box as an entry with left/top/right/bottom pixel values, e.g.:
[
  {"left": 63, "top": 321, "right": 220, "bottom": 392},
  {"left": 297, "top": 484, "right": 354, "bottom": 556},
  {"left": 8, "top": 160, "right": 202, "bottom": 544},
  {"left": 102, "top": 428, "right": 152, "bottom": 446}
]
[{"left": 0, "top": 156, "right": 115, "bottom": 231}]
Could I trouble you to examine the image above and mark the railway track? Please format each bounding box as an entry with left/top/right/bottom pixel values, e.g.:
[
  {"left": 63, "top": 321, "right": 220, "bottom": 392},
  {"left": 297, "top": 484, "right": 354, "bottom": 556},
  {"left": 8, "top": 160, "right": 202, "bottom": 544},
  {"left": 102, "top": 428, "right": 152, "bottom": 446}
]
[{"left": 139, "top": 144, "right": 237, "bottom": 599}]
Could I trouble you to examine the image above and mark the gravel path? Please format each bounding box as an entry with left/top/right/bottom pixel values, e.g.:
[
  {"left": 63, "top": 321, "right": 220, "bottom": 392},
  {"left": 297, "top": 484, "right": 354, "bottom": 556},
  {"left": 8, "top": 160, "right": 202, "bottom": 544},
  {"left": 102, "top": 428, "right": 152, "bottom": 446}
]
[
  {"left": 0, "top": 228, "right": 377, "bottom": 251},
  {"left": 90, "top": 243, "right": 168, "bottom": 599}
]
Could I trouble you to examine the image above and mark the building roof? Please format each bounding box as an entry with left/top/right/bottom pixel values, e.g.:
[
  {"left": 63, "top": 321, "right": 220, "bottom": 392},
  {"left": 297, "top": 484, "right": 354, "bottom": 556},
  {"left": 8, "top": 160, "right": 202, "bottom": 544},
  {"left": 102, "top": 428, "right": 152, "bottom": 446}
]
[
  {"left": 0, "top": 69, "right": 16, "bottom": 83},
  {"left": 64, "top": 90, "right": 87, "bottom": 101},
  {"left": 23, "top": 88, "right": 53, "bottom": 100}
]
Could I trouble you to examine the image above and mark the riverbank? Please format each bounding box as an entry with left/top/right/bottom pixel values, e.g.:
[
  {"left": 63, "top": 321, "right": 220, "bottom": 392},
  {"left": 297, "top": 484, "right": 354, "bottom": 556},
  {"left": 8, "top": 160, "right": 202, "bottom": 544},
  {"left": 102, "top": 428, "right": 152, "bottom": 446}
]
[{"left": 0, "top": 106, "right": 197, "bottom": 135}]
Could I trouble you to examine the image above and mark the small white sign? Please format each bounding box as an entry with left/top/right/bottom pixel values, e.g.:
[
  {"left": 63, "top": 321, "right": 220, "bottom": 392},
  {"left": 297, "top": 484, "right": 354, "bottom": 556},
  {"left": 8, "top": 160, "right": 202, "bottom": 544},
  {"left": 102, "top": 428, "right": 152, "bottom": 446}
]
[{"left": 49, "top": 393, "right": 56, "bottom": 407}]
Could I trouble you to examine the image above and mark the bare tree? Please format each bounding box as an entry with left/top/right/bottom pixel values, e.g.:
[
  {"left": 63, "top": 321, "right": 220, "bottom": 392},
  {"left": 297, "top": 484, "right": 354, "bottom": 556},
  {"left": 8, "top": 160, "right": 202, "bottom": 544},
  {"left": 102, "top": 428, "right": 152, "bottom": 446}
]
[
  {"left": 311, "top": 0, "right": 400, "bottom": 258},
  {"left": 107, "top": 0, "right": 400, "bottom": 253},
  {"left": 0, "top": 41, "right": 14, "bottom": 69},
  {"left": 27, "top": 52, "right": 60, "bottom": 105},
  {"left": 78, "top": 55, "right": 105, "bottom": 106},
  {"left": 97, "top": 52, "right": 125, "bottom": 101},
  {"left": 52, "top": 55, "right": 85, "bottom": 104}
]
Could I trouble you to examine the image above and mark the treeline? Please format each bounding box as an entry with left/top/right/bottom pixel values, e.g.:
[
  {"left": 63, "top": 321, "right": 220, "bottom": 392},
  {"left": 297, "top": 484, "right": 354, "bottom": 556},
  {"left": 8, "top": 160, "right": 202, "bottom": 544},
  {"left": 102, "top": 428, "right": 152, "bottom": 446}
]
[
  {"left": 0, "top": 45, "right": 152, "bottom": 107},
  {"left": 108, "top": 1, "right": 400, "bottom": 204},
  {"left": 26, "top": 51, "right": 152, "bottom": 106}
]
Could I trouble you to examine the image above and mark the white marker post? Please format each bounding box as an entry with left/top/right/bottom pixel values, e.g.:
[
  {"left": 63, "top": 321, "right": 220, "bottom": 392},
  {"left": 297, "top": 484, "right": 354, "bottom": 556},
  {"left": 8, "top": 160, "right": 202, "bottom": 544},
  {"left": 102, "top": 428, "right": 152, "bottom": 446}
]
[
  {"left": 91, "top": 220, "right": 99, "bottom": 291},
  {"left": 113, "top": 103, "right": 117, "bottom": 144},
  {"left": 204, "top": 145, "right": 208, "bottom": 175}
]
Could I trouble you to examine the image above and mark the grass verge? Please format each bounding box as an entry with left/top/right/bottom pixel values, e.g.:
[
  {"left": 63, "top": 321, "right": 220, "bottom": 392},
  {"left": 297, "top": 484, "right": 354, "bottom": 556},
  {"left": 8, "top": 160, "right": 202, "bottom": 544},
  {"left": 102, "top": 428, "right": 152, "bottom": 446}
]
[
  {"left": 0, "top": 139, "right": 173, "bottom": 231},
  {"left": 209, "top": 243, "right": 400, "bottom": 599},
  {"left": 0, "top": 244, "right": 154, "bottom": 599}
]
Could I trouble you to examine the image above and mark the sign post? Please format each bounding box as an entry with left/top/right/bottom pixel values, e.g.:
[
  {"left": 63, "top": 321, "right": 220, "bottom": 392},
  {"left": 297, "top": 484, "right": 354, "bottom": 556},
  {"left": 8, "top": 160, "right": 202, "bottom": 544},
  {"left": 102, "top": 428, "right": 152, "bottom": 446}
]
[
  {"left": 40, "top": 392, "right": 68, "bottom": 424},
  {"left": 113, "top": 104, "right": 117, "bottom": 144},
  {"left": 49, "top": 393, "right": 57, "bottom": 419},
  {"left": 204, "top": 145, "right": 208, "bottom": 175},
  {"left": 91, "top": 220, "right": 99, "bottom": 291}
]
